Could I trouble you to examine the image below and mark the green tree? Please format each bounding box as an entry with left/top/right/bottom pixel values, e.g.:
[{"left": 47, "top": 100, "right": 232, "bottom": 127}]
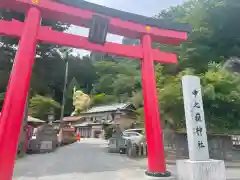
[
  {"left": 92, "top": 59, "right": 140, "bottom": 96},
  {"left": 156, "top": 66, "right": 240, "bottom": 132},
  {"left": 90, "top": 93, "right": 117, "bottom": 106},
  {"left": 156, "top": 0, "right": 240, "bottom": 73},
  {"left": 157, "top": 68, "right": 195, "bottom": 129},
  {"left": 150, "top": 0, "right": 240, "bottom": 132},
  {"left": 0, "top": 9, "right": 70, "bottom": 102},
  {"left": 112, "top": 74, "right": 138, "bottom": 97},
  {"left": 201, "top": 68, "right": 240, "bottom": 131},
  {"left": 1, "top": 0, "right": 240, "bottom": 131},
  {"left": 28, "top": 95, "right": 60, "bottom": 120},
  {"left": 131, "top": 91, "right": 143, "bottom": 108}
]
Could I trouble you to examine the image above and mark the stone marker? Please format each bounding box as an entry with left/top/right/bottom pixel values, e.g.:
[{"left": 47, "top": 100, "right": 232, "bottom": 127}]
[
  {"left": 177, "top": 75, "right": 226, "bottom": 180},
  {"left": 182, "top": 75, "right": 209, "bottom": 161}
]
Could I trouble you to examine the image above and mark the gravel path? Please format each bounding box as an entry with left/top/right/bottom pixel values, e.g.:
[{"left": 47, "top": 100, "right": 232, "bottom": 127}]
[
  {"left": 13, "top": 139, "right": 163, "bottom": 180},
  {"left": 13, "top": 138, "right": 240, "bottom": 180}
]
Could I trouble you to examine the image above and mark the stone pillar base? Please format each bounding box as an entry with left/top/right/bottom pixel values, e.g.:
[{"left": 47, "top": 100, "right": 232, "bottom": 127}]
[
  {"left": 176, "top": 159, "right": 226, "bottom": 180},
  {"left": 145, "top": 171, "right": 176, "bottom": 180}
]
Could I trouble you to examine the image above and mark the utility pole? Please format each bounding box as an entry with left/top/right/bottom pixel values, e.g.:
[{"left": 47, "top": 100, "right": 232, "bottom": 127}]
[
  {"left": 60, "top": 57, "right": 69, "bottom": 129},
  {"left": 54, "top": 48, "right": 71, "bottom": 144}
]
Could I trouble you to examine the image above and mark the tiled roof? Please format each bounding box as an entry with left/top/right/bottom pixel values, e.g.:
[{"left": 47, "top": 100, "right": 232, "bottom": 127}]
[
  {"left": 27, "top": 116, "right": 45, "bottom": 123},
  {"left": 63, "top": 116, "right": 84, "bottom": 122},
  {"left": 0, "top": 113, "right": 45, "bottom": 123},
  {"left": 83, "top": 103, "right": 131, "bottom": 114},
  {"left": 73, "top": 122, "right": 89, "bottom": 127}
]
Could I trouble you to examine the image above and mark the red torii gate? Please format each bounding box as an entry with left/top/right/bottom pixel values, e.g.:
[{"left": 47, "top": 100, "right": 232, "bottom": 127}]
[{"left": 0, "top": 0, "right": 190, "bottom": 179}]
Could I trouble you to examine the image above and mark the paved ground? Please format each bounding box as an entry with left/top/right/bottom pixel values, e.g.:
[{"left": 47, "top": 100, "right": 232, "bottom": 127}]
[{"left": 13, "top": 138, "right": 240, "bottom": 180}]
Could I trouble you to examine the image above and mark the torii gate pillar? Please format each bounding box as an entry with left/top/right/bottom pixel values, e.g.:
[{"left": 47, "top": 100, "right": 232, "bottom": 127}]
[
  {"left": 0, "top": 8, "right": 41, "bottom": 180},
  {"left": 142, "top": 34, "right": 169, "bottom": 176}
]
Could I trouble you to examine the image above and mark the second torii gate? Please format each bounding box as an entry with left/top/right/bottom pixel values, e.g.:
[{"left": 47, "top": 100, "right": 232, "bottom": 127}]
[{"left": 0, "top": 0, "right": 191, "bottom": 179}]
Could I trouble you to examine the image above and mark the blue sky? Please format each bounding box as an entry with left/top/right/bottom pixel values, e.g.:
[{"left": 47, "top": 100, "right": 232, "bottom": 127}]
[{"left": 68, "top": 0, "right": 186, "bottom": 56}]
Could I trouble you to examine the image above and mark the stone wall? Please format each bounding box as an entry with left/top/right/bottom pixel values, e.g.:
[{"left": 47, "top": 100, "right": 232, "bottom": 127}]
[
  {"left": 109, "top": 130, "right": 240, "bottom": 162},
  {"left": 165, "top": 132, "right": 240, "bottom": 161},
  {"left": 28, "top": 124, "right": 58, "bottom": 153}
]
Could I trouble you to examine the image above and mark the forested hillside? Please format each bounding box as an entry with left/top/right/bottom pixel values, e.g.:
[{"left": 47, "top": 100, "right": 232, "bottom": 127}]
[{"left": 0, "top": 0, "right": 240, "bottom": 132}]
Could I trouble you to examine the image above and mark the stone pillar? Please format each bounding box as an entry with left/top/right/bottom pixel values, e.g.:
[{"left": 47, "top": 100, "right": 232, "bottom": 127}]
[
  {"left": 177, "top": 75, "right": 226, "bottom": 180},
  {"left": 91, "top": 128, "right": 94, "bottom": 138},
  {"left": 182, "top": 75, "right": 209, "bottom": 160}
]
